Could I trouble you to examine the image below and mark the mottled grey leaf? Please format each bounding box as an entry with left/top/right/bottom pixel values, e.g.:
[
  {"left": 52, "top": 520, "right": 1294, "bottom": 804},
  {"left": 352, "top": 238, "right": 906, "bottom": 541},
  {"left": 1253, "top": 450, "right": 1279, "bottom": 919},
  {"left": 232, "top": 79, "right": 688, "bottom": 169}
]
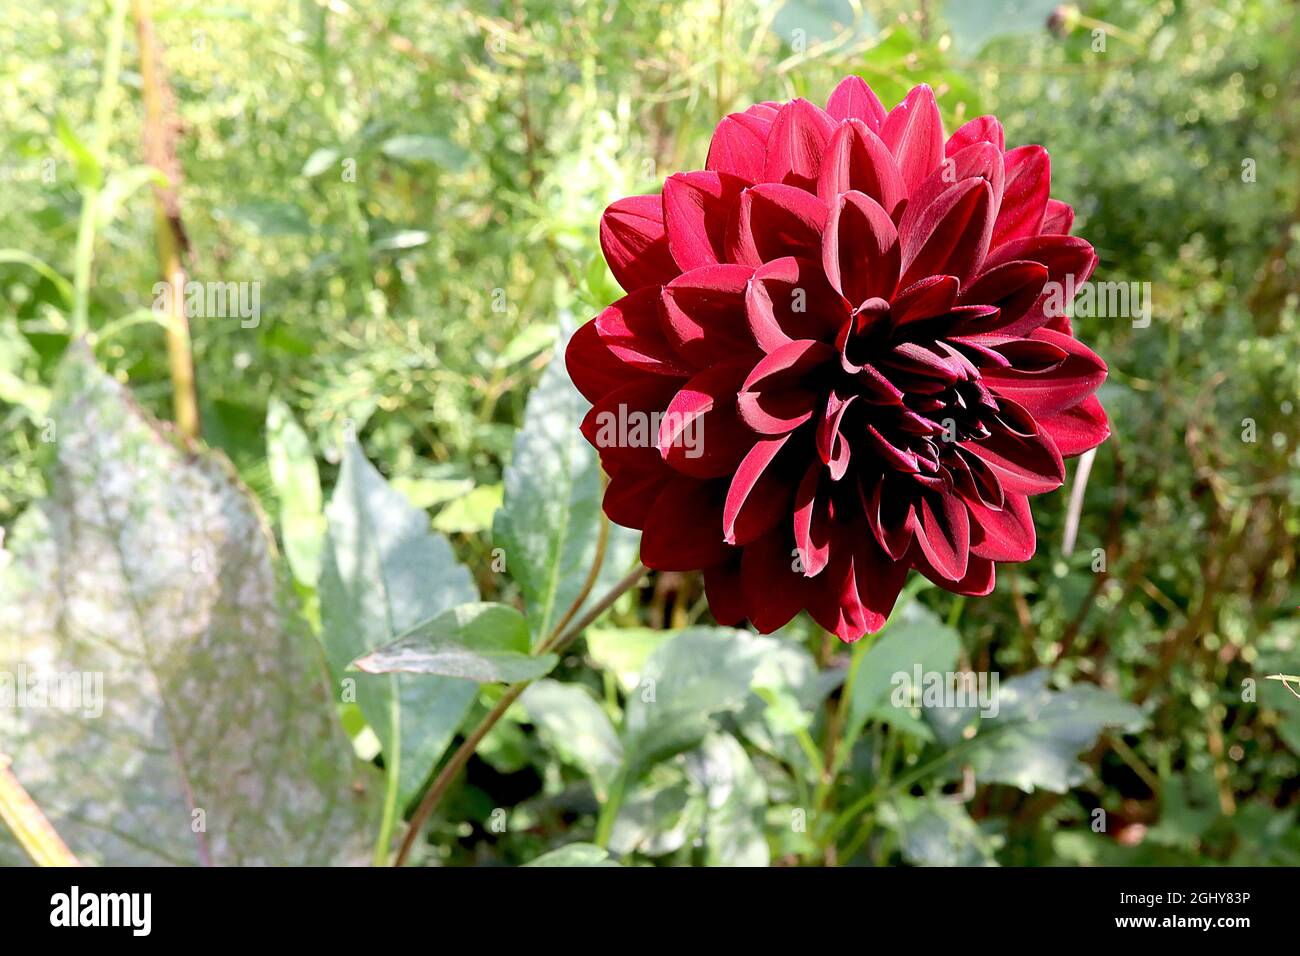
[
  {"left": 492, "top": 330, "right": 640, "bottom": 645},
  {"left": 352, "top": 603, "right": 557, "bottom": 684},
  {"left": 0, "top": 343, "right": 372, "bottom": 865},
  {"left": 320, "top": 442, "right": 479, "bottom": 810}
]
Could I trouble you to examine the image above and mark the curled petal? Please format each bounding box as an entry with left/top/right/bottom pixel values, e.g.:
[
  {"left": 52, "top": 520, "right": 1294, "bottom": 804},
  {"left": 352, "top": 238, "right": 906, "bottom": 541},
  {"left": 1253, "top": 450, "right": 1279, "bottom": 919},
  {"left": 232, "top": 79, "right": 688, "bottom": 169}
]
[
  {"left": 658, "top": 360, "right": 755, "bottom": 478},
  {"left": 816, "top": 119, "right": 907, "bottom": 213},
  {"left": 991, "top": 145, "right": 1050, "bottom": 248},
  {"left": 726, "top": 183, "right": 827, "bottom": 265},
  {"left": 763, "top": 98, "right": 837, "bottom": 193},
  {"left": 663, "top": 170, "right": 748, "bottom": 271},
  {"left": 661, "top": 264, "right": 760, "bottom": 367},
  {"left": 881, "top": 84, "right": 945, "bottom": 196},
  {"left": 914, "top": 490, "right": 971, "bottom": 581},
  {"left": 822, "top": 190, "right": 901, "bottom": 307},
  {"left": 724, "top": 434, "right": 798, "bottom": 545},
  {"left": 745, "top": 256, "right": 850, "bottom": 351},
  {"left": 599, "top": 194, "right": 678, "bottom": 292},
  {"left": 738, "top": 339, "right": 835, "bottom": 433},
  {"left": 793, "top": 463, "right": 833, "bottom": 577},
  {"left": 983, "top": 328, "right": 1107, "bottom": 416},
  {"left": 825, "top": 75, "right": 886, "bottom": 129}
]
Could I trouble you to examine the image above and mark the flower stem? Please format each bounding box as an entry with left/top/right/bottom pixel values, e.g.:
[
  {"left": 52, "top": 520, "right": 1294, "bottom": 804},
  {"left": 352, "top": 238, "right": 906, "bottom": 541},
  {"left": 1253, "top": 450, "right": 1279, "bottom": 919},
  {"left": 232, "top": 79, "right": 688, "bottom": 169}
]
[
  {"left": 70, "top": 0, "right": 131, "bottom": 337},
  {"left": 0, "top": 755, "right": 80, "bottom": 867},
  {"left": 593, "top": 769, "right": 627, "bottom": 849}
]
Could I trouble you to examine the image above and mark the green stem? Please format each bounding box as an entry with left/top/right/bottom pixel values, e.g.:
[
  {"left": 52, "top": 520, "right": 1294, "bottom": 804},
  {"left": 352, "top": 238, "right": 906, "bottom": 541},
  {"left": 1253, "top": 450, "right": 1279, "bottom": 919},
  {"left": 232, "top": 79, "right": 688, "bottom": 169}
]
[
  {"left": 593, "top": 770, "right": 627, "bottom": 849},
  {"left": 71, "top": 0, "right": 131, "bottom": 336},
  {"left": 371, "top": 680, "right": 402, "bottom": 866}
]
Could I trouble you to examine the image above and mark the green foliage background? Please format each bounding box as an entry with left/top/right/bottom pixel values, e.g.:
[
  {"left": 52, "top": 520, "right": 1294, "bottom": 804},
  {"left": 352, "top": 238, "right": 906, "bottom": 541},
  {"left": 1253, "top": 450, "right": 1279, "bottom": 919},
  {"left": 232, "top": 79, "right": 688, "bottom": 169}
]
[{"left": 1, "top": 0, "right": 1298, "bottom": 866}]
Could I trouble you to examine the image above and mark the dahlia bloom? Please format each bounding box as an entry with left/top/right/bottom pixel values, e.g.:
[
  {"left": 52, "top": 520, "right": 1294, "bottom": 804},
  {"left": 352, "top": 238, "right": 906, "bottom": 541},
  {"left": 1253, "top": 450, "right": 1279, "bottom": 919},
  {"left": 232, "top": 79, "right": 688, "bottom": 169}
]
[{"left": 567, "top": 77, "right": 1109, "bottom": 641}]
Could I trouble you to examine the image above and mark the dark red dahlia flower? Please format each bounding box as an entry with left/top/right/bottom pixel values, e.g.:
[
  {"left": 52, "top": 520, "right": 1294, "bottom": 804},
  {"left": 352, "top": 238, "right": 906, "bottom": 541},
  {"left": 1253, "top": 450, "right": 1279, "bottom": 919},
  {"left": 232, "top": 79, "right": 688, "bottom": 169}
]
[{"left": 567, "top": 76, "right": 1110, "bottom": 642}]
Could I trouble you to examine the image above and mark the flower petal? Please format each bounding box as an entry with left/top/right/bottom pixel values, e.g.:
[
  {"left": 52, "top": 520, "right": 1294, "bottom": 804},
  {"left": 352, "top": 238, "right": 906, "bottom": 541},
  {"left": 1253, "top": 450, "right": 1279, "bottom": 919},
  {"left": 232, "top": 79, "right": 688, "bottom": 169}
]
[
  {"left": 600, "top": 194, "right": 678, "bottom": 292},
  {"left": 991, "top": 145, "right": 1050, "bottom": 248},
  {"left": 822, "top": 190, "right": 901, "bottom": 307},
  {"left": 881, "top": 84, "right": 945, "bottom": 195},
  {"left": 705, "top": 104, "right": 778, "bottom": 182},
  {"left": 745, "top": 256, "right": 850, "bottom": 351},
  {"left": 898, "top": 177, "right": 995, "bottom": 289},
  {"left": 1036, "top": 393, "right": 1110, "bottom": 456},
  {"left": 661, "top": 264, "right": 760, "bottom": 367},
  {"left": 982, "top": 328, "right": 1107, "bottom": 416},
  {"left": 815, "top": 119, "right": 906, "bottom": 213},
  {"left": 914, "top": 490, "right": 970, "bottom": 581},
  {"left": 945, "top": 115, "right": 1005, "bottom": 156},
  {"left": 762, "top": 98, "right": 837, "bottom": 192},
  {"left": 724, "top": 434, "right": 797, "bottom": 545},
  {"left": 967, "top": 492, "right": 1036, "bottom": 562},
  {"left": 657, "top": 360, "right": 755, "bottom": 478},
  {"left": 825, "top": 75, "right": 886, "bottom": 129},
  {"left": 663, "top": 170, "right": 748, "bottom": 271},
  {"left": 1041, "top": 199, "right": 1075, "bottom": 235},
  {"left": 641, "top": 475, "right": 732, "bottom": 571},
  {"left": 726, "top": 183, "right": 828, "bottom": 265}
]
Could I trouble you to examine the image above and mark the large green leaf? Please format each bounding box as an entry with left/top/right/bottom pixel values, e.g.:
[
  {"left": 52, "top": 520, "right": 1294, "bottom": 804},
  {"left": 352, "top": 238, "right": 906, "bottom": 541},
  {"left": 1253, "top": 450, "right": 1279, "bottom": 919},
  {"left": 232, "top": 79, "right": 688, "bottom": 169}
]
[
  {"left": 928, "top": 669, "right": 1147, "bottom": 793},
  {"left": 622, "top": 628, "right": 766, "bottom": 781},
  {"left": 492, "top": 333, "right": 639, "bottom": 644},
  {"left": 266, "top": 396, "right": 326, "bottom": 586},
  {"left": 0, "top": 344, "right": 372, "bottom": 865},
  {"left": 879, "top": 796, "right": 1001, "bottom": 867},
  {"left": 518, "top": 679, "right": 623, "bottom": 800},
  {"left": 522, "top": 842, "right": 621, "bottom": 867},
  {"left": 319, "top": 442, "right": 479, "bottom": 810},
  {"left": 685, "top": 733, "right": 770, "bottom": 866},
  {"left": 351, "top": 603, "right": 558, "bottom": 684},
  {"left": 847, "top": 602, "right": 962, "bottom": 741}
]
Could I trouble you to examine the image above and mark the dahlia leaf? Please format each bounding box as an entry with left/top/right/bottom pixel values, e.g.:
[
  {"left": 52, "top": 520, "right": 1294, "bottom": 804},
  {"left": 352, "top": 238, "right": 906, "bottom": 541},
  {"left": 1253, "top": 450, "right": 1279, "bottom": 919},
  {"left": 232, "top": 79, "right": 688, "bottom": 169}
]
[
  {"left": 878, "top": 796, "right": 1001, "bottom": 867},
  {"left": 494, "top": 332, "right": 640, "bottom": 644},
  {"left": 350, "top": 603, "right": 558, "bottom": 685},
  {"left": 519, "top": 680, "right": 623, "bottom": 801},
  {"left": 927, "top": 669, "right": 1147, "bottom": 793},
  {"left": 685, "top": 733, "right": 770, "bottom": 867},
  {"left": 523, "top": 843, "right": 621, "bottom": 867},
  {"left": 846, "top": 602, "right": 962, "bottom": 741},
  {"left": 622, "top": 628, "right": 767, "bottom": 781},
  {"left": 0, "top": 343, "right": 373, "bottom": 865},
  {"left": 266, "top": 396, "right": 326, "bottom": 586},
  {"left": 320, "top": 440, "right": 480, "bottom": 812}
]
